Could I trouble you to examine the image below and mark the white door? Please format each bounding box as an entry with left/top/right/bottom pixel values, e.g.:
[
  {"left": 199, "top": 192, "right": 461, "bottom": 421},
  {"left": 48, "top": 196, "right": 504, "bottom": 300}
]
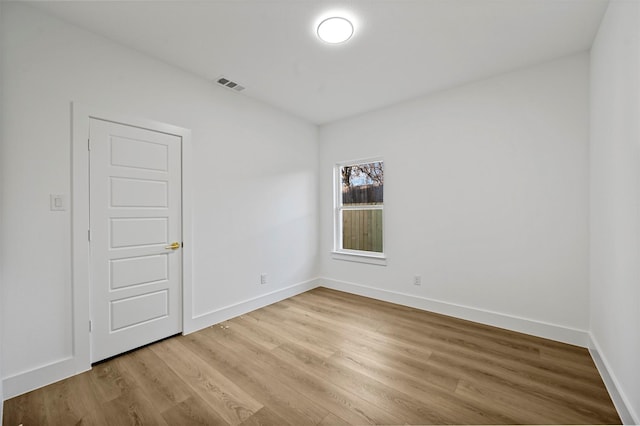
[{"left": 89, "top": 118, "right": 182, "bottom": 362}]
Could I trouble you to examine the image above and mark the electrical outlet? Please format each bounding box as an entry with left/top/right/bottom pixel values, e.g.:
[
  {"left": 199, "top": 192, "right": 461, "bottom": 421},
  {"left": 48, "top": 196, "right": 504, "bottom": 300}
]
[
  {"left": 413, "top": 275, "right": 422, "bottom": 286},
  {"left": 260, "top": 273, "right": 268, "bottom": 285}
]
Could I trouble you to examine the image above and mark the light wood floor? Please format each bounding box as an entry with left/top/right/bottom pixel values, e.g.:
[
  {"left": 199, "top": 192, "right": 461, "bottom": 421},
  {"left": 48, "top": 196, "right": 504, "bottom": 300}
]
[{"left": 3, "top": 288, "right": 621, "bottom": 425}]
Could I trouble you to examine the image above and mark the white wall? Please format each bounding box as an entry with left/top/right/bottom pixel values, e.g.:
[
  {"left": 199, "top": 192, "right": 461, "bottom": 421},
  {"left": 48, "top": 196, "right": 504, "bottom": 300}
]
[
  {"left": 0, "top": 2, "right": 318, "bottom": 397},
  {"left": 590, "top": 1, "right": 640, "bottom": 423},
  {"left": 0, "top": 0, "right": 5, "bottom": 418},
  {"left": 319, "top": 54, "right": 590, "bottom": 344},
  {"left": 3, "top": 4, "right": 635, "bottom": 422}
]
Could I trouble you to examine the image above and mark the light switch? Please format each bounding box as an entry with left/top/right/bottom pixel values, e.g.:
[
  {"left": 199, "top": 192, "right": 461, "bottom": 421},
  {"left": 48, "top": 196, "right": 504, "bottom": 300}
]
[{"left": 50, "top": 194, "right": 67, "bottom": 211}]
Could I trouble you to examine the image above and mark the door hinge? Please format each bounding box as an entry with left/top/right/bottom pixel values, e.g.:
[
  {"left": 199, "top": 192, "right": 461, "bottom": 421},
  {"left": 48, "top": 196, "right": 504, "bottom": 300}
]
[
  {"left": 88, "top": 138, "right": 91, "bottom": 151},
  {"left": 88, "top": 229, "right": 91, "bottom": 241},
  {"left": 89, "top": 320, "right": 92, "bottom": 332}
]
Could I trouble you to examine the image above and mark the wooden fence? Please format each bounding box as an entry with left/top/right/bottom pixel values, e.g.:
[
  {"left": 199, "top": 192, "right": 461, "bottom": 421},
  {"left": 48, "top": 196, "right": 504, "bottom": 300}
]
[
  {"left": 343, "top": 209, "right": 383, "bottom": 252},
  {"left": 342, "top": 184, "right": 383, "bottom": 205}
]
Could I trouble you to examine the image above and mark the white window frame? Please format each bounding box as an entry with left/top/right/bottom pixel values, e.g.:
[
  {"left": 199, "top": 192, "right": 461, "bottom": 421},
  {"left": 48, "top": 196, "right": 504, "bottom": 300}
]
[{"left": 332, "top": 157, "right": 387, "bottom": 266}]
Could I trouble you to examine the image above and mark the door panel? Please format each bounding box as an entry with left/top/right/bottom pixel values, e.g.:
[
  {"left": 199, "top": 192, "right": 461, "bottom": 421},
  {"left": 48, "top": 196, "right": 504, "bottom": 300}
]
[
  {"left": 110, "top": 217, "right": 168, "bottom": 248},
  {"left": 90, "top": 118, "right": 182, "bottom": 362},
  {"left": 110, "top": 136, "right": 169, "bottom": 171},
  {"left": 109, "top": 255, "right": 168, "bottom": 290},
  {"left": 110, "top": 177, "right": 168, "bottom": 207},
  {"left": 110, "top": 290, "right": 169, "bottom": 331}
]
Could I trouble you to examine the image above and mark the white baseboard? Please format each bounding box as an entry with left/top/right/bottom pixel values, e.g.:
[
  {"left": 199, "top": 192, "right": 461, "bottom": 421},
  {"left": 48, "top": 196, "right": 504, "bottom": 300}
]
[
  {"left": 320, "top": 277, "right": 590, "bottom": 347},
  {"left": 184, "top": 278, "right": 321, "bottom": 334},
  {"left": 1, "top": 277, "right": 603, "bottom": 410},
  {"left": 2, "top": 278, "right": 320, "bottom": 402},
  {"left": 2, "top": 356, "right": 88, "bottom": 400},
  {"left": 589, "top": 333, "right": 639, "bottom": 425}
]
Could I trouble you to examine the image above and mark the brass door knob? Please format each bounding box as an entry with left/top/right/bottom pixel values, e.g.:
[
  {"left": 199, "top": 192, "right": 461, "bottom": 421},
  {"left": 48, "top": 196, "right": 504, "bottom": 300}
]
[{"left": 165, "top": 242, "right": 180, "bottom": 250}]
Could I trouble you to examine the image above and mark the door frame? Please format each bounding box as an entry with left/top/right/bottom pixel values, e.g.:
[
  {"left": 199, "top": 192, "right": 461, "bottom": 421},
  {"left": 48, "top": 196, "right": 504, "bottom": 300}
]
[{"left": 71, "top": 103, "right": 193, "bottom": 372}]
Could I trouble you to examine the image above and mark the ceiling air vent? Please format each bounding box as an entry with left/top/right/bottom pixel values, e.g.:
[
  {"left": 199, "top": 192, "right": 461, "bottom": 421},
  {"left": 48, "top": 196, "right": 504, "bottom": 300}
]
[{"left": 216, "top": 76, "right": 245, "bottom": 92}]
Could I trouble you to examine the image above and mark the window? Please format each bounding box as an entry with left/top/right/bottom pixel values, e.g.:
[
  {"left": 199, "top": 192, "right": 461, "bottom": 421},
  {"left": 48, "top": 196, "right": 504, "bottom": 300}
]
[{"left": 334, "top": 159, "right": 384, "bottom": 262}]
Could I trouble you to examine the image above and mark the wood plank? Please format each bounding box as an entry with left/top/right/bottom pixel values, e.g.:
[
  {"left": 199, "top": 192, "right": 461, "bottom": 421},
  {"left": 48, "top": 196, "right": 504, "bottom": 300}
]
[
  {"left": 319, "top": 412, "right": 351, "bottom": 426},
  {"left": 86, "top": 358, "right": 137, "bottom": 403},
  {"left": 273, "top": 341, "right": 485, "bottom": 425},
  {"left": 260, "top": 303, "right": 460, "bottom": 392},
  {"left": 40, "top": 374, "right": 111, "bottom": 425},
  {"left": 114, "top": 346, "right": 192, "bottom": 412},
  {"left": 180, "top": 329, "right": 330, "bottom": 425},
  {"left": 150, "top": 337, "right": 262, "bottom": 425},
  {"left": 328, "top": 349, "right": 515, "bottom": 424},
  {"left": 454, "top": 378, "right": 611, "bottom": 425},
  {"left": 239, "top": 407, "right": 292, "bottom": 426},
  {"left": 2, "top": 288, "right": 621, "bottom": 425},
  {"left": 2, "top": 386, "right": 48, "bottom": 426},
  {"left": 240, "top": 308, "right": 338, "bottom": 358},
  {"left": 62, "top": 373, "right": 111, "bottom": 425},
  {"left": 100, "top": 387, "right": 170, "bottom": 425},
  {"left": 161, "top": 395, "right": 230, "bottom": 426},
  {"left": 202, "top": 325, "right": 403, "bottom": 425}
]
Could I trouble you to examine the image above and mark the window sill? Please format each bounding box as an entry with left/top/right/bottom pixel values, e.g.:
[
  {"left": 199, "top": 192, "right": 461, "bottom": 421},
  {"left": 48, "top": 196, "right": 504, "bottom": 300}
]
[{"left": 331, "top": 251, "right": 387, "bottom": 266}]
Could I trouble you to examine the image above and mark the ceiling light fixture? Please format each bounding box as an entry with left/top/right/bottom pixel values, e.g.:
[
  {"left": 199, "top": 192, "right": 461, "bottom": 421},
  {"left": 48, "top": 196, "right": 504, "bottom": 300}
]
[{"left": 317, "top": 16, "right": 354, "bottom": 44}]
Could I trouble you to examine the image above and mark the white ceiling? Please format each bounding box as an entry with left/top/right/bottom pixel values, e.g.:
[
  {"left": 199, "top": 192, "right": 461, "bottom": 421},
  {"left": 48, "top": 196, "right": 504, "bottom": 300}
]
[{"left": 28, "top": 0, "right": 608, "bottom": 124}]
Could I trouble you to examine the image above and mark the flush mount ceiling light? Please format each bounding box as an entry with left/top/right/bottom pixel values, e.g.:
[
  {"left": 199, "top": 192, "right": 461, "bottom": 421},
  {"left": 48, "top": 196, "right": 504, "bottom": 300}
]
[{"left": 317, "top": 16, "right": 354, "bottom": 44}]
